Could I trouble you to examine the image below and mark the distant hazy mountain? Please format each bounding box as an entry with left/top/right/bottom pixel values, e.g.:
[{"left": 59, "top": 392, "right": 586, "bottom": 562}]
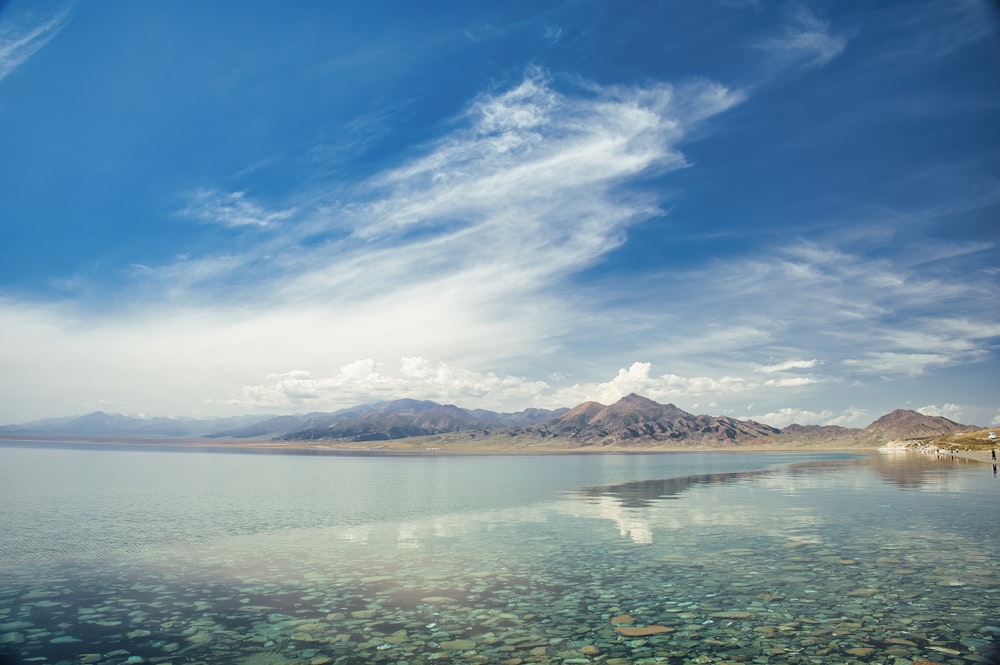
[
  {"left": 277, "top": 398, "right": 567, "bottom": 442},
  {"left": 540, "top": 393, "right": 781, "bottom": 446},
  {"left": 206, "top": 412, "right": 351, "bottom": 439},
  {"left": 0, "top": 398, "right": 979, "bottom": 447},
  {"left": 0, "top": 411, "right": 269, "bottom": 438}
]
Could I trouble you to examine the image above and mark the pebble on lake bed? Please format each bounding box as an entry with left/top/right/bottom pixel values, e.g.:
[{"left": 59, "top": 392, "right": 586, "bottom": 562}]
[{"left": 615, "top": 625, "right": 674, "bottom": 636}]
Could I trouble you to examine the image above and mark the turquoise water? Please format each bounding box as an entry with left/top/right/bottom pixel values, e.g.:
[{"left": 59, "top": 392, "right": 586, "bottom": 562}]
[{"left": 1, "top": 444, "right": 997, "bottom": 664}]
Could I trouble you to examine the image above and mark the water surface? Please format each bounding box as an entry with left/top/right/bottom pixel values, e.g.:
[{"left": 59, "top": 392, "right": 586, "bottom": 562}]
[{"left": 1, "top": 444, "right": 997, "bottom": 664}]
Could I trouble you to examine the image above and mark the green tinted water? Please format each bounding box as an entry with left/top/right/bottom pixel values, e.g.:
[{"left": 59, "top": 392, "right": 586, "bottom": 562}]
[{"left": 1, "top": 445, "right": 997, "bottom": 664}]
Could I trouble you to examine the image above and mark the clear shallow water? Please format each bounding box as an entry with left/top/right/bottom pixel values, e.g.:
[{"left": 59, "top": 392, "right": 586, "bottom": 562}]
[{"left": 0, "top": 444, "right": 997, "bottom": 665}]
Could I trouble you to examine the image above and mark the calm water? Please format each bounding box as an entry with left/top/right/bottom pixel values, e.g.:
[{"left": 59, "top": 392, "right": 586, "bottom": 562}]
[{"left": 1, "top": 443, "right": 997, "bottom": 665}]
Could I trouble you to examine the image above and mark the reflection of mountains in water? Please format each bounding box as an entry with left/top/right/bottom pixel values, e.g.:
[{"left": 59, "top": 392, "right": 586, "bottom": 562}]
[
  {"left": 573, "top": 469, "right": 775, "bottom": 508},
  {"left": 865, "top": 452, "right": 981, "bottom": 489},
  {"left": 579, "top": 455, "right": 982, "bottom": 508},
  {"left": 575, "top": 458, "right": 868, "bottom": 508}
]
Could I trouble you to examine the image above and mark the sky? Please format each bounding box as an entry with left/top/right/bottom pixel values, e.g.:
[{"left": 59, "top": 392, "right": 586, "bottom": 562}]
[{"left": 1, "top": 0, "right": 999, "bottom": 428}]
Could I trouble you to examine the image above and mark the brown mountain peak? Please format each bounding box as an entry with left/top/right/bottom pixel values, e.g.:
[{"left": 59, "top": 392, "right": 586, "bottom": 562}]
[{"left": 865, "top": 409, "right": 972, "bottom": 439}]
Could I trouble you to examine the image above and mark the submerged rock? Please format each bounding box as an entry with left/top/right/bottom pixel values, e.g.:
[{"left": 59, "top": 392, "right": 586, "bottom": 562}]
[{"left": 615, "top": 625, "right": 673, "bottom": 637}]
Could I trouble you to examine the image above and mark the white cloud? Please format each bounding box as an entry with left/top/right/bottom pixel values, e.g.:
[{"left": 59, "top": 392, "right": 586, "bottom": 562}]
[
  {"left": 0, "top": 4, "right": 73, "bottom": 84},
  {"left": 545, "top": 361, "right": 818, "bottom": 410},
  {"left": 917, "top": 403, "right": 965, "bottom": 422},
  {"left": 134, "top": 69, "right": 744, "bottom": 313},
  {"left": 880, "top": 0, "right": 999, "bottom": 60},
  {"left": 230, "top": 357, "right": 550, "bottom": 410},
  {"left": 180, "top": 189, "right": 296, "bottom": 229},
  {"left": 751, "top": 407, "right": 826, "bottom": 428},
  {"left": 843, "top": 352, "right": 954, "bottom": 378},
  {"left": 3, "top": 64, "right": 998, "bottom": 425},
  {"left": 543, "top": 24, "right": 563, "bottom": 46},
  {"left": 757, "top": 5, "right": 846, "bottom": 68},
  {"left": 750, "top": 406, "right": 870, "bottom": 428},
  {"left": 633, "top": 241, "right": 1000, "bottom": 381},
  {"left": 757, "top": 359, "right": 817, "bottom": 373},
  {"left": 232, "top": 357, "right": 827, "bottom": 418}
]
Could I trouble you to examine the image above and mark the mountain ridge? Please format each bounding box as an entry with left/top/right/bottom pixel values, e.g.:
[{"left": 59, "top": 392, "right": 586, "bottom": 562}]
[{"left": 0, "top": 398, "right": 981, "bottom": 448}]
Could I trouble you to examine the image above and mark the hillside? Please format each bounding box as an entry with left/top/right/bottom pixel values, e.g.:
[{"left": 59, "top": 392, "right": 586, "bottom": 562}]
[
  {"left": 276, "top": 399, "right": 567, "bottom": 442},
  {"left": 539, "top": 393, "right": 780, "bottom": 447},
  {"left": 864, "top": 409, "right": 975, "bottom": 439},
  {"left": 0, "top": 397, "right": 982, "bottom": 450}
]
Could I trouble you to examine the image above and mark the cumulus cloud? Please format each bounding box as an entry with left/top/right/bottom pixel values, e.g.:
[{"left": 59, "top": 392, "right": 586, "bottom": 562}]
[
  {"left": 917, "top": 403, "right": 966, "bottom": 422},
  {"left": 0, "top": 3, "right": 73, "bottom": 84},
  {"left": 749, "top": 406, "right": 868, "bottom": 428},
  {"left": 228, "top": 356, "right": 829, "bottom": 418},
  {"left": 757, "top": 5, "right": 846, "bottom": 68},
  {"left": 232, "top": 358, "right": 550, "bottom": 410},
  {"left": 545, "top": 361, "right": 818, "bottom": 410}
]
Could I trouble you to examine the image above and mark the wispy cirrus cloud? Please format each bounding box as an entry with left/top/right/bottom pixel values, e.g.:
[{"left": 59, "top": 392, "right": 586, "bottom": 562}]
[
  {"left": 632, "top": 239, "right": 999, "bottom": 379},
  {"left": 757, "top": 5, "right": 846, "bottom": 68},
  {"left": 543, "top": 24, "right": 563, "bottom": 46},
  {"left": 155, "top": 69, "right": 743, "bottom": 309},
  {"left": 1, "top": 70, "right": 747, "bottom": 420},
  {"left": 0, "top": 3, "right": 73, "bottom": 84},
  {"left": 881, "top": 0, "right": 1000, "bottom": 60},
  {"left": 757, "top": 359, "right": 817, "bottom": 374},
  {"left": 180, "top": 189, "right": 296, "bottom": 229}
]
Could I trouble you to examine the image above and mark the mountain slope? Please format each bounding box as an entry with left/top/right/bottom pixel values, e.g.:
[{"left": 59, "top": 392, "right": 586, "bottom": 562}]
[
  {"left": 544, "top": 393, "right": 780, "bottom": 447},
  {"left": 865, "top": 409, "right": 975, "bottom": 440},
  {"left": 279, "top": 399, "right": 567, "bottom": 442},
  {"left": 1, "top": 398, "right": 979, "bottom": 448},
  {"left": 1, "top": 412, "right": 269, "bottom": 438}
]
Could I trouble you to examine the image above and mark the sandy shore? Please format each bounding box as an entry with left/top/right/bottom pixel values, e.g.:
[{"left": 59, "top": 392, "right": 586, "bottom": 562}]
[
  {"left": 942, "top": 448, "right": 996, "bottom": 464},
  {"left": 0, "top": 434, "right": 882, "bottom": 455},
  {"left": 3, "top": 435, "right": 994, "bottom": 463}
]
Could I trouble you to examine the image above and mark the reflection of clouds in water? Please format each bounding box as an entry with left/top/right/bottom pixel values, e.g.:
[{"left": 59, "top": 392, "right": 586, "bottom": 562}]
[
  {"left": 554, "top": 496, "right": 653, "bottom": 544},
  {"left": 321, "top": 457, "right": 979, "bottom": 550},
  {"left": 320, "top": 476, "right": 823, "bottom": 547},
  {"left": 550, "top": 495, "right": 766, "bottom": 545},
  {"left": 756, "top": 455, "right": 984, "bottom": 494},
  {"left": 755, "top": 471, "right": 863, "bottom": 493},
  {"left": 338, "top": 525, "right": 372, "bottom": 543},
  {"left": 397, "top": 523, "right": 419, "bottom": 549}
]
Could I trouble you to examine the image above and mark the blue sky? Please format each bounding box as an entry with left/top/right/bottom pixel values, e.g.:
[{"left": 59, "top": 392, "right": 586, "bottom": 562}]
[{"left": 1, "top": 0, "right": 998, "bottom": 427}]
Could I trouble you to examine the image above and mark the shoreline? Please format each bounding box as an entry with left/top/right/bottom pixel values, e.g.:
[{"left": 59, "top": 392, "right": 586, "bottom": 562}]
[
  {"left": 880, "top": 444, "right": 996, "bottom": 465},
  {"left": 4, "top": 434, "right": 993, "bottom": 463},
  {"left": 0, "top": 434, "right": 884, "bottom": 456}
]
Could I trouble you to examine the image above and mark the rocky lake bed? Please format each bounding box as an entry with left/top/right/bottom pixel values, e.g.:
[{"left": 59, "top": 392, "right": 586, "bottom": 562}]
[{"left": 1, "top": 446, "right": 997, "bottom": 665}]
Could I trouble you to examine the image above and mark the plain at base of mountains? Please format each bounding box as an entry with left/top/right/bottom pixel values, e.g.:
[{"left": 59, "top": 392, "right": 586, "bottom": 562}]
[{"left": 0, "top": 393, "right": 983, "bottom": 448}]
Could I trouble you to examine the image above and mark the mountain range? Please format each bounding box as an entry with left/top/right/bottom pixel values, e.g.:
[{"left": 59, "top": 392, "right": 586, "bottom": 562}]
[{"left": 0, "top": 394, "right": 979, "bottom": 448}]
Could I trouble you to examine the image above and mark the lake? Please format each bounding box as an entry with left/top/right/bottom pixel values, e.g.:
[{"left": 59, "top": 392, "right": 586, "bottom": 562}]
[{"left": 1, "top": 443, "right": 997, "bottom": 665}]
